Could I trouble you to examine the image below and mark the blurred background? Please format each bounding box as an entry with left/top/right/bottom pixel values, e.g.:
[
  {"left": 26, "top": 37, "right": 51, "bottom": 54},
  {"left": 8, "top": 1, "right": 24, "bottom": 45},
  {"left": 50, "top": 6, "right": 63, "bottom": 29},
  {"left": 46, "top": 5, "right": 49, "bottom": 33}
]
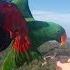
[{"left": 29, "top": 0, "right": 70, "bottom": 38}]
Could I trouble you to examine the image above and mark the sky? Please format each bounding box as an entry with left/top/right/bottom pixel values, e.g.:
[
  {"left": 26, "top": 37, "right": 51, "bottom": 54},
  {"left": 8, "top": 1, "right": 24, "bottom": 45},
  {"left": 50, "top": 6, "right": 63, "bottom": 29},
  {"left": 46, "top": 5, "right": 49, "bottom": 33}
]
[{"left": 29, "top": 0, "right": 70, "bottom": 37}]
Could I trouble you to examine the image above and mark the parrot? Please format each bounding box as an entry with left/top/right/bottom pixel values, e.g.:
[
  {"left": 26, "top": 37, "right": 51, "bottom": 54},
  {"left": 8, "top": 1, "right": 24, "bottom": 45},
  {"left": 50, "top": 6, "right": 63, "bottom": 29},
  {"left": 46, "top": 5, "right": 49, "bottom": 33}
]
[
  {"left": 0, "top": 0, "right": 67, "bottom": 70},
  {"left": 10, "top": 0, "right": 67, "bottom": 48}
]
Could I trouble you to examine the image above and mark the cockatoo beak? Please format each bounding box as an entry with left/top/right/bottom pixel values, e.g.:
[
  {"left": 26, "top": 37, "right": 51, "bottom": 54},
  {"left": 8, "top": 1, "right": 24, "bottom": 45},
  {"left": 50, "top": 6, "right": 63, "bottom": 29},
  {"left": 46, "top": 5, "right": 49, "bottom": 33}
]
[{"left": 60, "top": 33, "right": 67, "bottom": 46}]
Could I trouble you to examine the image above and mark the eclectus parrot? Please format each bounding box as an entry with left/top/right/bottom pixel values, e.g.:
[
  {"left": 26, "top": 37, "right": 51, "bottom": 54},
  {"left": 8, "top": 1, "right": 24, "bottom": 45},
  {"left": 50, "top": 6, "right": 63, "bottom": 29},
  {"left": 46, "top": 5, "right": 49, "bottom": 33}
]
[
  {"left": 11, "top": 0, "right": 67, "bottom": 46},
  {"left": 0, "top": 0, "right": 67, "bottom": 70}
]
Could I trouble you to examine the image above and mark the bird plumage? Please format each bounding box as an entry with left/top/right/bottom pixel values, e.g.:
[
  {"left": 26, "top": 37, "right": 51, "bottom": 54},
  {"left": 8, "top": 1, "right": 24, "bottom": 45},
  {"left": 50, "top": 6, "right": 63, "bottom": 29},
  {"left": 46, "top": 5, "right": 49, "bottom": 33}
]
[
  {"left": 0, "top": 0, "right": 67, "bottom": 70},
  {"left": 11, "top": 0, "right": 67, "bottom": 47}
]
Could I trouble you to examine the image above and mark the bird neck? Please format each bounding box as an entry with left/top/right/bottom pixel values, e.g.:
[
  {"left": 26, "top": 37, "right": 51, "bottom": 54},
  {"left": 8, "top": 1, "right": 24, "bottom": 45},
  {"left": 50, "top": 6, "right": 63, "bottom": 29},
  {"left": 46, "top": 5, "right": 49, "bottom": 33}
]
[{"left": 11, "top": 0, "right": 34, "bottom": 21}]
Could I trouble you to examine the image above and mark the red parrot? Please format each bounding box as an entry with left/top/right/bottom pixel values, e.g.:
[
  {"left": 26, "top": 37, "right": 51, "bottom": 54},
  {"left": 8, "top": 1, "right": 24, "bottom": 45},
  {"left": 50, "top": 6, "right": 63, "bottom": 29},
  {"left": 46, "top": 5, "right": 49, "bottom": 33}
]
[{"left": 0, "top": 2, "right": 31, "bottom": 53}]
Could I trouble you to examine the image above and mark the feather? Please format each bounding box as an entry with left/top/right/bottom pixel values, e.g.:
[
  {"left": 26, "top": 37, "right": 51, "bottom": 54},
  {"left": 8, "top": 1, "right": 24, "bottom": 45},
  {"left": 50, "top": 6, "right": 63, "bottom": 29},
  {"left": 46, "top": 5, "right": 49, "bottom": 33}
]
[{"left": 0, "top": 1, "right": 67, "bottom": 70}]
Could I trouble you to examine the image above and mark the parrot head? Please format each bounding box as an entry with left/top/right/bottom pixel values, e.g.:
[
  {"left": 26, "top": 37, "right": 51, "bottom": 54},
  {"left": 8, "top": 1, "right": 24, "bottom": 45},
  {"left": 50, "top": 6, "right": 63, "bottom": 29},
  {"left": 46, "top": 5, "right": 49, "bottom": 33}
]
[
  {"left": 28, "top": 21, "right": 67, "bottom": 47},
  {"left": 46, "top": 22, "right": 67, "bottom": 46}
]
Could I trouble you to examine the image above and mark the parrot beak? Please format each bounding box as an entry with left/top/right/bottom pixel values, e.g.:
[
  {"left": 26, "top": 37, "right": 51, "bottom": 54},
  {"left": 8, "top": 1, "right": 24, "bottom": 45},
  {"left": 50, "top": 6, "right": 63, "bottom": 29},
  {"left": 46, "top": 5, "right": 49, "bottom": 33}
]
[{"left": 60, "top": 33, "right": 67, "bottom": 46}]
